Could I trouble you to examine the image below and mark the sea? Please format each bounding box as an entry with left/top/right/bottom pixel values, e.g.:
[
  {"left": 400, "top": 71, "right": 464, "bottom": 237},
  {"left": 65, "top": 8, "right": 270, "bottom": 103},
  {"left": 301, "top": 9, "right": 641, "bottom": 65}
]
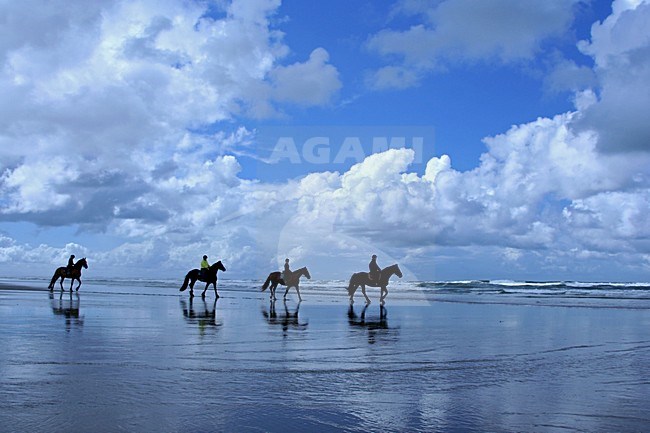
[
  {"left": 2, "top": 276, "right": 650, "bottom": 432},
  {"left": 7, "top": 276, "right": 650, "bottom": 308}
]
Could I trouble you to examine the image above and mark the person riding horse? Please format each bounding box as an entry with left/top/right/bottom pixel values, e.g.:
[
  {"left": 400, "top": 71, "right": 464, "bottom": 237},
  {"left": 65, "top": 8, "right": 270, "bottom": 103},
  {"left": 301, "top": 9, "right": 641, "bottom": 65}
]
[
  {"left": 66, "top": 255, "right": 76, "bottom": 277},
  {"left": 200, "top": 255, "right": 210, "bottom": 279},
  {"left": 281, "top": 258, "right": 291, "bottom": 283},
  {"left": 369, "top": 254, "right": 381, "bottom": 284}
]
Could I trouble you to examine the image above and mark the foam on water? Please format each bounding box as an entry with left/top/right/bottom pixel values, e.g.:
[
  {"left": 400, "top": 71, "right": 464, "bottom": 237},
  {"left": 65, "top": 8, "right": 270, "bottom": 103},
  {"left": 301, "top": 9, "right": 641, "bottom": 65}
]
[{"left": 5, "top": 276, "right": 650, "bottom": 308}]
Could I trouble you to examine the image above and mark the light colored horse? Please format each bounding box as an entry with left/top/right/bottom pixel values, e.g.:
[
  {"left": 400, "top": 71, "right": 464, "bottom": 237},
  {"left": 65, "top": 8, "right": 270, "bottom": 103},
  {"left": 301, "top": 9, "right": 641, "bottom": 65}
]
[{"left": 261, "top": 266, "right": 311, "bottom": 301}]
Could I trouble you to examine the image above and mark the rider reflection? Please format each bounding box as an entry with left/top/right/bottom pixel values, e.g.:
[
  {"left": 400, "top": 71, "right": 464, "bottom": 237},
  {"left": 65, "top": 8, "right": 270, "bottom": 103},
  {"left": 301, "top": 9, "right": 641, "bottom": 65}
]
[
  {"left": 261, "top": 300, "right": 308, "bottom": 337},
  {"left": 49, "top": 291, "right": 84, "bottom": 330},
  {"left": 347, "top": 304, "right": 396, "bottom": 344},
  {"left": 180, "top": 297, "right": 221, "bottom": 333}
]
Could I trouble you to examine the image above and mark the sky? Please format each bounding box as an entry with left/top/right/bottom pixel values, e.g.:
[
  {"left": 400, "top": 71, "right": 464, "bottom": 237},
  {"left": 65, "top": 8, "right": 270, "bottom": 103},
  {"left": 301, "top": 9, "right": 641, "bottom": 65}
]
[{"left": 1, "top": 0, "right": 650, "bottom": 282}]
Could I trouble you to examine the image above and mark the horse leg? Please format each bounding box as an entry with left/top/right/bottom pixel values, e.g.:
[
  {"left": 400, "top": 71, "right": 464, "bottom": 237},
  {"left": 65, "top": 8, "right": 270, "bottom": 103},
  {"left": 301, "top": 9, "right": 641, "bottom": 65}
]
[
  {"left": 201, "top": 282, "right": 208, "bottom": 298},
  {"left": 283, "top": 285, "right": 290, "bottom": 300},
  {"left": 75, "top": 278, "right": 82, "bottom": 292},
  {"left": 361, "top": 284, "right": 371, "bottom": 304},
  {"left": 213, "top": 281, "right": 219, "bottom": 299},
  {"left": 380, "top": 286, "right": 388, "bottom": 305},
  {"left": 69, "top": 278, "right": 74, "bottom": 292},
  {"left": 60, "top": 276, "right": 65, "bottom": 292},
  {"left": 189, "top": 278, "right": 195, "bottom": 298},
  {"left": 295, "top": 285, "right": 302, "bottom": 302}
]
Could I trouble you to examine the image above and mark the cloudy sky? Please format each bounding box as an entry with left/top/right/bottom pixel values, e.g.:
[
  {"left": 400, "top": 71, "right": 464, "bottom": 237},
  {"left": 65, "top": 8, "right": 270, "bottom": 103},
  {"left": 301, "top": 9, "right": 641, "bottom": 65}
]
[{"left": 1, "top": 0, "right": 649, "bottom": 282}]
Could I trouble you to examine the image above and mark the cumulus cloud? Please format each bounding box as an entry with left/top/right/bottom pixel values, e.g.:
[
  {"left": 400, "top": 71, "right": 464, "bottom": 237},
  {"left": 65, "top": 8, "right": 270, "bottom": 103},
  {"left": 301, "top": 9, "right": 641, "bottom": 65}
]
[
  {"left": 366, "top": 0, "right": 582, "bottom": 89},
  {"left": 273, "top": 115, "right": 650, "bottom": 277},
  {"left": 0, "top": 0, "right": 341, "bottom": 227},
  {"left": 270, "top": 48, "right": 342, "bottom": 107},
  {"left": 573, "top": 0, "right": 650, "bottom": 152},
  {"left": 2, "top": 0, "right": 650, "bottom": 281}
]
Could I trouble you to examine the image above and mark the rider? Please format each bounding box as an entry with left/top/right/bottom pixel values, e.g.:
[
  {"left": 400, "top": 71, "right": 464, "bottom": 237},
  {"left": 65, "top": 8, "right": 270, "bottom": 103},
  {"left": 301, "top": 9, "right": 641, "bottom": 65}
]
[
  {"left": 281, "top": 258, "right": 291, "bottom": 282},
  {"left": 369, "top": 254, "right": 381, "bottom": 283},
  {"left": 200, "top": 255, "right": 210, "bottom": 278},
  {"left": 66, "top": 254, "right": 75, "bottom": 276}
]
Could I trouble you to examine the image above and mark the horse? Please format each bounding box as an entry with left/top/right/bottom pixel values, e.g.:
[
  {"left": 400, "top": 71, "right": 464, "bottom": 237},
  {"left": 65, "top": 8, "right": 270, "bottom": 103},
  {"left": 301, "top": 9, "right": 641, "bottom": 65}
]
[
  {"left": 48, "top": 258, "right": 88, "bottom": 292},
  {"left": 179, "top": 260, "right": 226, "bottom": 298},
  {"left": 347, "top": 263, "right": 402, "bottom": 305},
  {"left": 261, "top": 266, "right": 311, "bottom": 301}
]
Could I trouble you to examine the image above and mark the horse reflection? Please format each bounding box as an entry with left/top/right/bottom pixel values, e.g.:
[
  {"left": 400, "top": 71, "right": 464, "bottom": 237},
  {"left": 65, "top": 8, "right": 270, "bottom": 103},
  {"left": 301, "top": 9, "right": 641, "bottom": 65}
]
[
  {"left": 180, "top": 297, "right": 221, "bottom": 329},
  {"left": 50, "top": 292, "right": 84, "bottom": 329},
  {"left": 348, "top": 304, "right": 395, "bottom": 344},
  {"left": 262, "top": 300, "right": 308, "bottom": 335}
]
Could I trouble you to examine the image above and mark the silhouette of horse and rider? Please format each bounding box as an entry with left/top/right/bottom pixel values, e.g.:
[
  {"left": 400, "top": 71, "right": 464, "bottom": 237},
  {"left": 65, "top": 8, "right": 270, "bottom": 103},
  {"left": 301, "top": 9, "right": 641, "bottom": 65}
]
[
  {"left": 262, "top": 258, "right": 311, "bottom": 301},
  {"left": 347, "top": 255, "right": 402, "bottom": 305},
  {"left": 48, "top": 255, "right": 88, "bottom": 292},
  {"left": 262, "top": 300, "right": 308, "bottom": 335},
  {"left": 179, "top": 255, "right": 226, "bottom": 298},
  {"left": 50, "top": 291, "right": 84, "bottom": 329},
  {"left": 180, "top": 297, "right": 221, "bottom": 329}
]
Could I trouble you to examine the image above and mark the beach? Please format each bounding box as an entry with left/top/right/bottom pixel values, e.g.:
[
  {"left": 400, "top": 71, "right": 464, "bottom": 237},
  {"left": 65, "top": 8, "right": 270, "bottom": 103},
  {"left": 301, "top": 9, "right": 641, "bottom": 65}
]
[{"left": 1, "top": 279, "right": 649, "bottom": 432}]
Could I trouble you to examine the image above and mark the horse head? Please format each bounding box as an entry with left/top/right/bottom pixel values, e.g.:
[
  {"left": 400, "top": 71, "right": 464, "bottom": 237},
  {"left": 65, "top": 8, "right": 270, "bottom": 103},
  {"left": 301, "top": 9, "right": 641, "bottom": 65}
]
[
  {"left": 301, "top": 267, "right": 311, "bottom": 280},
  {"left": 211, "top": 260, "right": 226, "bottom": 272},
  {"left": 77, "top": 258, "right": 88, "bottom": 269},
  {"left": 383, "top": 264, "right": 402, "bottom": 279}
]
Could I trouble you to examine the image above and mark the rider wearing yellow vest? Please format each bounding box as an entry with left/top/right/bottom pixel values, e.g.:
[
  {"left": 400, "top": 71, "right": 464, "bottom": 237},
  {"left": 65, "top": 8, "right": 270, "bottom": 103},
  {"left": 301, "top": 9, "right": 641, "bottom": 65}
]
[{"left": 200, "top": 255, "right": 209, "bottom": 278}]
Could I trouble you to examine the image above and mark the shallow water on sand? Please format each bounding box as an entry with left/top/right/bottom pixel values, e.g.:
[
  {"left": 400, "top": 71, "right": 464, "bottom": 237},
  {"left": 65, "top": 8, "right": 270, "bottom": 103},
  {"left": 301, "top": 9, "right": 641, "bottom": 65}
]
[{"left": 1, "top": 282, "right": 650, "bottom": 432}]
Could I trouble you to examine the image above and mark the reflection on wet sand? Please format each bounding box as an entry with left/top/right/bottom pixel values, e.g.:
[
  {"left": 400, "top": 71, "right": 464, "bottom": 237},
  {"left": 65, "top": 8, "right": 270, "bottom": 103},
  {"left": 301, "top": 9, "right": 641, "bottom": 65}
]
[
  {"left": 180, "top": 297, "right": 222, "bottom": 332},
  {"left": 261, "top": 300, "right": 308, "bottom": 336},
  {"left": 49, "top": 291, "right": 83, "bottom": 329},
  {"left": 347, "top": 304, "right": 398, "bottom": 344}
]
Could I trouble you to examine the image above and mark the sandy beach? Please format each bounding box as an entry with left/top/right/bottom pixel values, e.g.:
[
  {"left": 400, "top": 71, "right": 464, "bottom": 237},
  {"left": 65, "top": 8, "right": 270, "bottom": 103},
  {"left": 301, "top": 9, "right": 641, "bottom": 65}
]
[{"left": 1, "top": 279, "right": 649, "bottom": 432}]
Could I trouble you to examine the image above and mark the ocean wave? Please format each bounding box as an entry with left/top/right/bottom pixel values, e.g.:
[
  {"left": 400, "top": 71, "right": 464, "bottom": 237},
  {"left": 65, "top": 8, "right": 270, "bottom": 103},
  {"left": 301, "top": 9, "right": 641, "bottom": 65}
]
[{"left": 4, "top": 276, "right": 650, "bottom": 306}]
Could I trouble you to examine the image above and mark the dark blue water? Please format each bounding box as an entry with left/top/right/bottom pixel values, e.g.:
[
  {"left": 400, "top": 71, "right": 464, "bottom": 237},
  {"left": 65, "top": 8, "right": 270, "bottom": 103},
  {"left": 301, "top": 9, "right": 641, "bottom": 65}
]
[{"left": 1, "top": 279, "right": 650, "bottom": 432}]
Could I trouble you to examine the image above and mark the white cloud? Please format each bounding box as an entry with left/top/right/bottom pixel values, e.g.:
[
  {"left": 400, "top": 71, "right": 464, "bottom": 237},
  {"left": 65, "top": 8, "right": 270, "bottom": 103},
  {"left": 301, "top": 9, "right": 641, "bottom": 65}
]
[
  {"left": 573, "top": 0, "right": 650, "bottom": 152},
  {"left": 366, "top": 0, "right": 582, "bottom": 88},
  {"left": 0, "top": 0, "right": 341, "bottom": 229},
  {"left": 2, "top": 0, "right": 650, "bottom": 281},
  {"left": 270, "top": 48, "right": 342, "bottom": 107}
]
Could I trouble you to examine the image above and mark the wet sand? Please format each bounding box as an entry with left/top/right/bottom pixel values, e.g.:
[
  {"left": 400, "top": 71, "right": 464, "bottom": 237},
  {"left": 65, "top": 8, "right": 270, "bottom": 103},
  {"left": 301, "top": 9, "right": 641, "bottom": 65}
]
[{"left": 1, "top": 281, "right": 650, "bottom": 432}]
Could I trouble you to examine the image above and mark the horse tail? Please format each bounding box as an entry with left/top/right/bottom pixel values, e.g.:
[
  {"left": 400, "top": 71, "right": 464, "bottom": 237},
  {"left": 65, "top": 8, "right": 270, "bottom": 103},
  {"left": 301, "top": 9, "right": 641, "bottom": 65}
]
[
  {"left": 48, "top": 271, "right": 58, "bottom": 289},
  {"left": 262, "top": 274, "right": 272, "bottom": 291},
  {"left": 347, "top": 275, "right": 356, "bottom": 296},
  {"left": 180, "top": 273, "right": 191, "bottom": 292}
]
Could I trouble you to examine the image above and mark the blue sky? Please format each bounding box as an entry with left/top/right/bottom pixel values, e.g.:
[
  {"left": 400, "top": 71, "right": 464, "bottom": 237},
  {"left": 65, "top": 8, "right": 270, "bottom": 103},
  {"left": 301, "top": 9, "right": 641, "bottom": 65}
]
[{"left": 2, "top": 0, "right": 650, "bottom": 282}]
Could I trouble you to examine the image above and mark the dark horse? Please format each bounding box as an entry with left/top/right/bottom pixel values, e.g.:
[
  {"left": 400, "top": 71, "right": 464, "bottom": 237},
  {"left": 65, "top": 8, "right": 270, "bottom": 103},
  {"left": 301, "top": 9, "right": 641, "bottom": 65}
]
[
  {"left": 48, "top": 258, "right": 88, "bottom": 292},
  {"left": 179, "top": 260, "right": 226, "bottom": 298},
  {"left": 261, "top": 267, "right": 311, "bottom": 301},
  {"left": 347, "top": 263, "right": 402, "bottom": 305}
]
